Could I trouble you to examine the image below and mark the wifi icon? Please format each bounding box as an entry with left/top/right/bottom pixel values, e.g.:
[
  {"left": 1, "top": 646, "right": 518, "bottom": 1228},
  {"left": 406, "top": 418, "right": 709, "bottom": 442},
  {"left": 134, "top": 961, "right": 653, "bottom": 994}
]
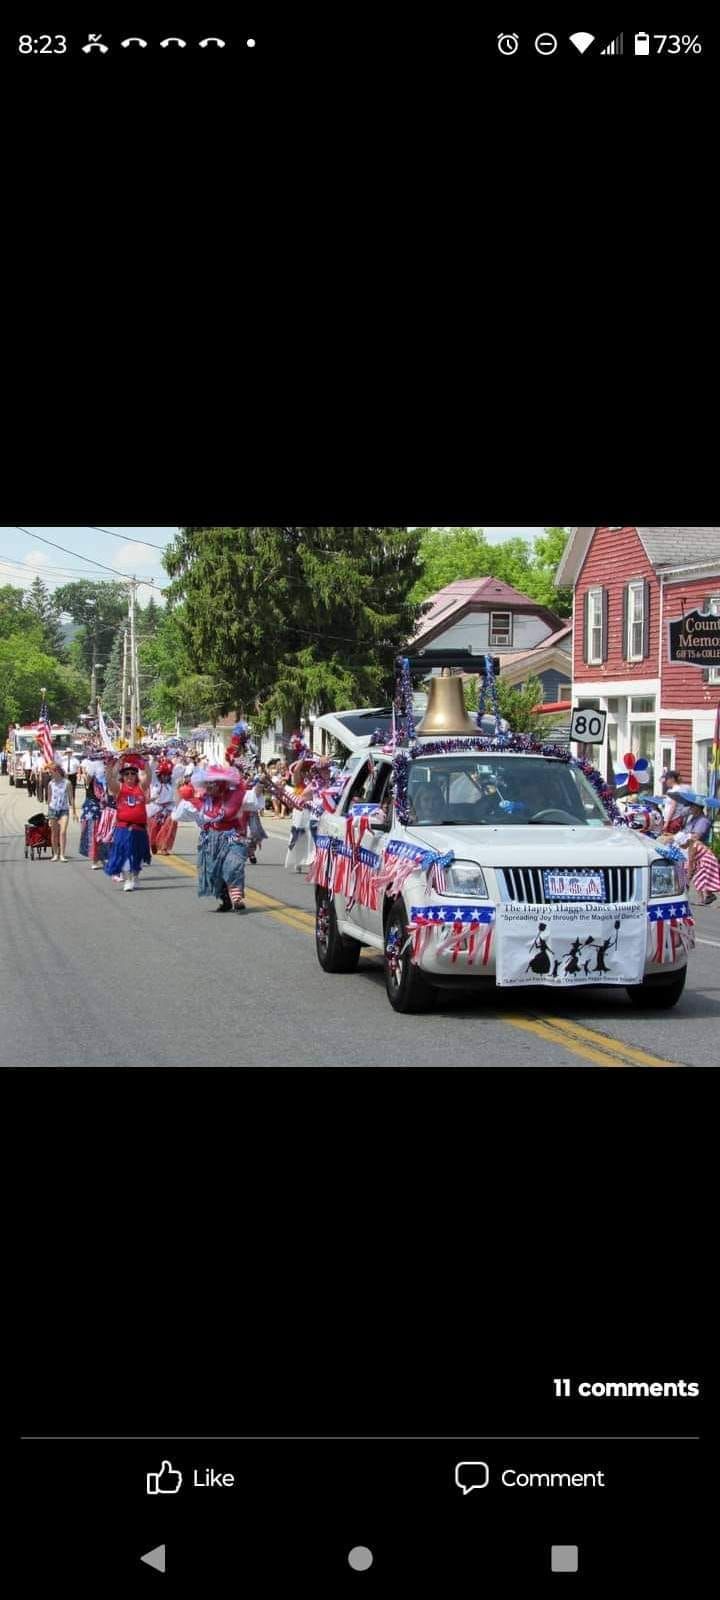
[{"left": 569, "top": 32, "right": 595, "bottom": 53}]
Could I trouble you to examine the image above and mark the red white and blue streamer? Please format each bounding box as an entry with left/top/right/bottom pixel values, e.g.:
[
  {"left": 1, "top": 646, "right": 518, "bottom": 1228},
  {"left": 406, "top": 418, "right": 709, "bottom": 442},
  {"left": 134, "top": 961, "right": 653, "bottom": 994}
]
[
  {"left": 647, "top": 900, "right": 695, "bottom": 964},
  {"left": 406, "top": 904, "right": 495, "bottom": 967}
]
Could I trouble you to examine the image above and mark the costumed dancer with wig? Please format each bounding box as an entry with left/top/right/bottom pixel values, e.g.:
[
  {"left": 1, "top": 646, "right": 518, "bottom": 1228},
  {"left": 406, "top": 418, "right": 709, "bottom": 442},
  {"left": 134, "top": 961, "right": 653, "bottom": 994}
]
[
  {"left": 79, "top": 759, "right": 115, "bottom": 869},
  {"left": 190, "top": 763, "right": 254, "bottom": 913},
  {"left": 104, "top": 754, "right": 152, "bottom": 891},
  {"left": 223, "top": 730, "right": 268, "bottom": 866},
  {"left": 147, "top": 756, "right": 178, "bottom": 854},
  {"left": 283, "top": 756, "right": 317, "bottom": 874}
]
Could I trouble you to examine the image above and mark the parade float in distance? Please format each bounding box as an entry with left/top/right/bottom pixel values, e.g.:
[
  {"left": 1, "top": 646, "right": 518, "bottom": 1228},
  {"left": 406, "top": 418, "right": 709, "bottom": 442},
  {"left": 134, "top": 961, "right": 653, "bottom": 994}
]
[
  {"left": 5, "top": 722, "right": 75, "bottom": 786},
  {"left": 308, "top": 652, "right": 695, "bottom": 1013}
]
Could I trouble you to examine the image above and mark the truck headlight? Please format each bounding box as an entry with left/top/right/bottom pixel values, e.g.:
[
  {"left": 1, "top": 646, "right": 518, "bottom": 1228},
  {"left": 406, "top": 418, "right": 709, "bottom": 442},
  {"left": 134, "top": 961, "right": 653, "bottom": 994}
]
[
  {"left": 650, "top": 861, "right": 681, "bottom": 897},
  {"left": 443, "top": 861, "right": 488, "bottom": 898}
]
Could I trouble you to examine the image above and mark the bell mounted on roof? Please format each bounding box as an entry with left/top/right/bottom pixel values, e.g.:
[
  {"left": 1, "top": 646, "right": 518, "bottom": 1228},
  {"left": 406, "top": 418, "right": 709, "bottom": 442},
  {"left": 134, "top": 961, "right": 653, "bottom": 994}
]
[{"left": 415, "top": 669, "right": 479, "bottom": 737}]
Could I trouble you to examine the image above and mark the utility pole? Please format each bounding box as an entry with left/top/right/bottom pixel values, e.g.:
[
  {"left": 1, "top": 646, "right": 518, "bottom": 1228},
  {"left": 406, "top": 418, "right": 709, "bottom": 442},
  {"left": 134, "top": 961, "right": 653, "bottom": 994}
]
[
  {"left": 129, "top": 581, "right": 137, "bottom": 747},
  {"left": 120, "top": 627, "right": 128, "bottom": 739}
]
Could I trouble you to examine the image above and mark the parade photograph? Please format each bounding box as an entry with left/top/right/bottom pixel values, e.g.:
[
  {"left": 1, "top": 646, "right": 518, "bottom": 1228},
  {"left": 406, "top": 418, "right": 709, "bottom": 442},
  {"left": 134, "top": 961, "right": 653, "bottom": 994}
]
[{"left": 2, "top": 524, "right": 720, "bottom": 1069}]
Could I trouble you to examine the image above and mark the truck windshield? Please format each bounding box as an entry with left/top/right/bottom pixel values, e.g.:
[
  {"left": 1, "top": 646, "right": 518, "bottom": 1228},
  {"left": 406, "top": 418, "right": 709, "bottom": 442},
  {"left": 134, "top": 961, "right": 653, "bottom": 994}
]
[{"left": 406, "top": 755, "right": 609, "bottom": 826}]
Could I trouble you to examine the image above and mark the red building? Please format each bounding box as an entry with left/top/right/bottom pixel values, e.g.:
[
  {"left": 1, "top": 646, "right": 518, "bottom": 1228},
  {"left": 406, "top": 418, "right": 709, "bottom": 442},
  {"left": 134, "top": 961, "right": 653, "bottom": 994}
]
[{"left": 556, "top": 526, "right": 720, "bottom": 789}]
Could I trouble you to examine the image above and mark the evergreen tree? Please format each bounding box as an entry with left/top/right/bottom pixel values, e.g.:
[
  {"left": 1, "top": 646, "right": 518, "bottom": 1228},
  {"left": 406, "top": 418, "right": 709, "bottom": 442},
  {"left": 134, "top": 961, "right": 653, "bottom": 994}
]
[
  {"left": 24, "top": 577, "right": 67, "bottom": 657},
  {"left": 164, "top": 528, "right": 424, "bottom": 729},
  {"left": 100, "top": 625, "right": 127, "bottom": 721}
]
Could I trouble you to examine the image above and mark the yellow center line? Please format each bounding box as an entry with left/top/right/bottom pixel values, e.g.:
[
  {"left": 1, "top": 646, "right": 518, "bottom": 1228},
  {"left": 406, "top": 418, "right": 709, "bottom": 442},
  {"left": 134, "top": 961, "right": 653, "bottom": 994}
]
[
  {"left": 502, "top": 1015, "right": 642, "bottom": 1068},
  {"left": 530, "top": 1013, "right": 680, "bottom": 1068}
]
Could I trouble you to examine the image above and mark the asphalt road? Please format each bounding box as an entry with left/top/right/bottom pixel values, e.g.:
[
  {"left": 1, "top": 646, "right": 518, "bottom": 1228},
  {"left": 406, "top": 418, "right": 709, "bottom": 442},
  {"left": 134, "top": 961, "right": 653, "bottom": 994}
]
[{"left": 1, "top": 775, "right": 719, "bottom": 1068}]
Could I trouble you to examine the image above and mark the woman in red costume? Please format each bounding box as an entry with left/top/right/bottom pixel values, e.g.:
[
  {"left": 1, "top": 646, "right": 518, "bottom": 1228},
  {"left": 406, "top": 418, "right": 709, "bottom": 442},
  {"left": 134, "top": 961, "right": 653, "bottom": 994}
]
[{"left": 104, "top": 754, "right": 152, "bottom": 891}]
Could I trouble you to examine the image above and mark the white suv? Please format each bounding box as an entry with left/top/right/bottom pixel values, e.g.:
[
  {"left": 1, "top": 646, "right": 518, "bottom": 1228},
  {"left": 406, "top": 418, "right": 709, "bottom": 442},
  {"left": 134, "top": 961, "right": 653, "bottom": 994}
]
[{"left": 312, "top": 742, "right": 693, "bottom": 1013}]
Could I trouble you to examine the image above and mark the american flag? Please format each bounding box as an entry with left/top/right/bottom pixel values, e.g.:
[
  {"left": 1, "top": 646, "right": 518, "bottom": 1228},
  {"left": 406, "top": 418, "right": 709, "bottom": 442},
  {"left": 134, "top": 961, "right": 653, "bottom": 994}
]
[{"left": 37, "top": 695, "right": 55, "bottom": 766}]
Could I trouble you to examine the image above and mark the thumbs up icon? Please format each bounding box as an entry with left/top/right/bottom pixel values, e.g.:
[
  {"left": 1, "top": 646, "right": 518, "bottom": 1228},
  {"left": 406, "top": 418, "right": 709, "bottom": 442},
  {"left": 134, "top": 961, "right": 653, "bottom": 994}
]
[{"left": 146, "top": 1460, "right": 183, "bottom": 1495}]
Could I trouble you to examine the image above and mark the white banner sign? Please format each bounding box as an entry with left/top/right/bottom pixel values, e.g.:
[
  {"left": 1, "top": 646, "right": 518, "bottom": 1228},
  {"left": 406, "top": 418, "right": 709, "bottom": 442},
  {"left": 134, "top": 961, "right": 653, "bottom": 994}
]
[{"left": 495, "top": 900, "right": 646, "bottom": 987}]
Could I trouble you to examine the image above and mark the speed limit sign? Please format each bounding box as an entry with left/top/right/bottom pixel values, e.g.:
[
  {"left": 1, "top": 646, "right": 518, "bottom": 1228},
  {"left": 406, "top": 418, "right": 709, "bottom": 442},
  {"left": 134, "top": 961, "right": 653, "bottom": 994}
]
[{"left": 570, "top": 707, "right": 607, "bottom": 743}]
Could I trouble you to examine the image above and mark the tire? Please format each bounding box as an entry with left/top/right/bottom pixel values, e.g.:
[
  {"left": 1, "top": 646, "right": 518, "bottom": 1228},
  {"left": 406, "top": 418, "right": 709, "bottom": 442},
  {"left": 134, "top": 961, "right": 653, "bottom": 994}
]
[
  {"left": 315, "top": 889, "right": 361, "bottom": 973},
  {"left": 626, "top": 967, "right": 687, "bottom": 1009},
  {"left": 383, "top": 900, "right": 438, "bottom": 1013}
]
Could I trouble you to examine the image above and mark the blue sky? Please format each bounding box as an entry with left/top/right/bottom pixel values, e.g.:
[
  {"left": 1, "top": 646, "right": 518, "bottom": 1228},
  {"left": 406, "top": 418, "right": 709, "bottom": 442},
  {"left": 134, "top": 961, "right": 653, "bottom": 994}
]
[
  {"left": 0, "top": 527, "right": 546, "bottom": 606},
  {"left": 0, "top": 528, "right": 176, "bottom": 603}
]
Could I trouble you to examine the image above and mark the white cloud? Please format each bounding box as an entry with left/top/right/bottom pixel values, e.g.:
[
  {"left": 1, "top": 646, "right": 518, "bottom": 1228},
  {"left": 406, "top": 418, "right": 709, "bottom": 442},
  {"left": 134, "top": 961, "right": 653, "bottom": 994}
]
[
  {"left": 114, "top": 542, "right": 161, "bottom": 568},
  {"left": 25, "top": 549, "right": 56, "bottom": 568}
]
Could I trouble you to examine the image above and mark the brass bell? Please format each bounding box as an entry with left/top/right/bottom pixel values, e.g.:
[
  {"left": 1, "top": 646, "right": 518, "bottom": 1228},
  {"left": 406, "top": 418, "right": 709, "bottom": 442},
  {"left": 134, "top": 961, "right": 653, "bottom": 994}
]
[{"left": 415, "top": 669, "right": 479, "bottom": 736}]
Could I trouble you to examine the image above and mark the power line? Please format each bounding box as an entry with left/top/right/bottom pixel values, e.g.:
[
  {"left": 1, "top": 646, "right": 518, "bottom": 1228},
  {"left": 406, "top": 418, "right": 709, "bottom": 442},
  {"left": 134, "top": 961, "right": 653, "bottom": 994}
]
[
  {"left": 13, "top": 529, "right": 167, "bottom": 588},
  {"left": 88, "top": 526, "right": 170, "bottom": 552}
]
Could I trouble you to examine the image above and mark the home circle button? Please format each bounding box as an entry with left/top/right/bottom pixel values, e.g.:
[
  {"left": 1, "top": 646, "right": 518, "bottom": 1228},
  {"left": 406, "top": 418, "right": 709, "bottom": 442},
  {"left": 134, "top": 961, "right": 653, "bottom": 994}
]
[{"left": 348, "top": 1545, "right": 374, "bottom": 1571}]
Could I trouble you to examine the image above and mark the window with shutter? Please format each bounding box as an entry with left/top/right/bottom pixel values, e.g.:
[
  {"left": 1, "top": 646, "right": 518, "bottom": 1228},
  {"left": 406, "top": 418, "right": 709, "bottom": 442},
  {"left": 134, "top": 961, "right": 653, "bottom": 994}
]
[
  {"left": 587, "top": 588, "right": 603, "bottom": 664},
  {"left": 601, "top": 588, "right": 609, "bottom": 662},
  {"left": 642, "top": 579, "right": 650, "bottom": 657},
  {"left": 627, "top": 580, "right": 644, "bottom": 660},
  {"left": 622, "top": 586, "right": 628, "bottom": 661}
]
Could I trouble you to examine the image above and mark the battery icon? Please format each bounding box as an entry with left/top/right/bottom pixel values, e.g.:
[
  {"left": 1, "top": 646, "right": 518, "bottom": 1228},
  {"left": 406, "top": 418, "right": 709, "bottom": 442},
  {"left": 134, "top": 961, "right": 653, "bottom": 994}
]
[{"left": 634, "top": 32, "right": 651, "bottom": 55}]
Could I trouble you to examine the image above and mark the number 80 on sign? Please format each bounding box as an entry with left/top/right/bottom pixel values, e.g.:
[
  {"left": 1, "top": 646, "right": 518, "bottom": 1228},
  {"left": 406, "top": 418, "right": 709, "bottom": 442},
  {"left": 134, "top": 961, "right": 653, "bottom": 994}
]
[{"left": 570, "top": 707, "right": 607, "bottom": 743}]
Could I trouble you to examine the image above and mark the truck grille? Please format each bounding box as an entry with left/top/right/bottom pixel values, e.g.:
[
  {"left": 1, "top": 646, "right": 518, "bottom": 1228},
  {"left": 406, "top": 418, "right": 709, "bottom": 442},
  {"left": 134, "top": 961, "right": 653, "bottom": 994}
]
[{"left": 499, "top": 867, "right": 636, "bottom": 904}]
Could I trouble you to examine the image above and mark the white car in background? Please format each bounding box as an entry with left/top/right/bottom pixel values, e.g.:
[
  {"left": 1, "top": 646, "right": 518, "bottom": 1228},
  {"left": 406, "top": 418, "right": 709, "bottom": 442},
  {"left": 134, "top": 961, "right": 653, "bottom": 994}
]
[{"left": 311, "top": 739, "right": 692, "bottom": 1014}]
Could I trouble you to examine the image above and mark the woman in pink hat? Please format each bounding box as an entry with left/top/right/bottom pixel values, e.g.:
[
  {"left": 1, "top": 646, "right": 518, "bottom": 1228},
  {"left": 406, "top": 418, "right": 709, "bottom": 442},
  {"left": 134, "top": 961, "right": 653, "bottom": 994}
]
[{"left": 193, "top": 765, "right": 254, "bottom": 913}]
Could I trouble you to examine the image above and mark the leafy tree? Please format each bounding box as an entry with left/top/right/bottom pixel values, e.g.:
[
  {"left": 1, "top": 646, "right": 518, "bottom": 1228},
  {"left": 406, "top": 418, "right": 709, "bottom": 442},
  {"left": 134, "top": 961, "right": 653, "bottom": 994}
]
[
  {"left": 52, "top": 580, "right": 129, "bottom": 699},
  {"left": 519, "top": 527, "right": 572, "bottom": 615},
  {"left": 410, "top": 528, "right": 495, "bottom": 600},
  {"left": 0, "top": 628, "right": 90, "bottom": 731},
  {"left": 24, "top": 576, "right": 67, "bottom": 658},
  {"left": 164, "top": 528, "right": 424, "bottom": 731},
  {"left": 463, "top": 672, "right": 545, "bottom": 734},
  {"left": 410, "top": 527, "right": 572, "bottom": 618},
  {"left": 0, "top": 585, "right": 36, "bottom": 641}
]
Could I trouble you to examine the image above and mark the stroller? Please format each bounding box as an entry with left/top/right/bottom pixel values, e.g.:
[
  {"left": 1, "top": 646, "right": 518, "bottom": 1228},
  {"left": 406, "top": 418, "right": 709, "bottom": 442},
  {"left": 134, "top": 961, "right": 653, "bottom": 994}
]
[{"left": 25, "top": 812, "right": 52, "bottom": 860}]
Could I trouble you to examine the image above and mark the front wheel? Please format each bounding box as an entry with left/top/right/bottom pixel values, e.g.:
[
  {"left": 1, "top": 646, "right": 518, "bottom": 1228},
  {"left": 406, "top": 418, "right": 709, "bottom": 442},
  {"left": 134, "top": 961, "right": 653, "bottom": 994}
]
[
  {"left": 626, "top": 967, "right": 687, "bottom": 1009},
  {"left": 315, "top": 889, "right": 361, "bottom": 973},
  {"left": 384, "top": 901, "right": 437, "bottom": 1013}
]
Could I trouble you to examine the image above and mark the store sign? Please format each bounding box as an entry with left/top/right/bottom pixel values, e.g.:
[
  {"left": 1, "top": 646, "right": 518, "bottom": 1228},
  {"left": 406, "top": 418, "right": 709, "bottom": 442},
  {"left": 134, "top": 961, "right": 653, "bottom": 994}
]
[{"left": 667, "top": 609, "right": 720, "bottom": 666}]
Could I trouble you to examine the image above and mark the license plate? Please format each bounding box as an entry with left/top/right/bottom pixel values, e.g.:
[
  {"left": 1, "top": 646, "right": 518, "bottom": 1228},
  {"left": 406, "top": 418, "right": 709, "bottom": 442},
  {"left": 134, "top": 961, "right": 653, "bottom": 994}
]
[{"left": 543, "top": 870, "right": 605, "bottom": 901}]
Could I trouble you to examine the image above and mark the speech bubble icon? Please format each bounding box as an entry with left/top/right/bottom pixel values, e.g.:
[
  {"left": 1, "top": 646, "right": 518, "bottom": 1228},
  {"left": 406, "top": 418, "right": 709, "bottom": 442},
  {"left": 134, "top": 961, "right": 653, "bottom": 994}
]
[{"left": 455, "top": 1460, "right": 489, "bottom": 1494}]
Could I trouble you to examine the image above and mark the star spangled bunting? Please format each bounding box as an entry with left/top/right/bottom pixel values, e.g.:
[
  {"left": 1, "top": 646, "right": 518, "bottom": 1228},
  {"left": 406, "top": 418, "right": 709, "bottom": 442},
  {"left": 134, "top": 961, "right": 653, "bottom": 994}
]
[
  {"left": 647, "top": 901, "right": 690, "bottom": 920},
  {"left": 646, "top": 901, "right": 695, "bottom": 964},
  {"left": 409, "top": 905, "right": 495, "bottom": 924},
  {"left": 407, "top": 904, "right": 495, "bottom": 967}
]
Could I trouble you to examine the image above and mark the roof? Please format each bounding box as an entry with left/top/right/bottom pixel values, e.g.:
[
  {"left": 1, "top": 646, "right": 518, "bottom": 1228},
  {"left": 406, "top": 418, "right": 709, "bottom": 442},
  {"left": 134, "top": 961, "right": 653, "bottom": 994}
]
[
  {"left": 557, "top": 527, "right": 720, "bottom": 586},
  {"left": 499, "top": 625, "right": 572, "bottom": 671},
  {"left": 412, "top": 576, "right": 562, "bottom": 645}
]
